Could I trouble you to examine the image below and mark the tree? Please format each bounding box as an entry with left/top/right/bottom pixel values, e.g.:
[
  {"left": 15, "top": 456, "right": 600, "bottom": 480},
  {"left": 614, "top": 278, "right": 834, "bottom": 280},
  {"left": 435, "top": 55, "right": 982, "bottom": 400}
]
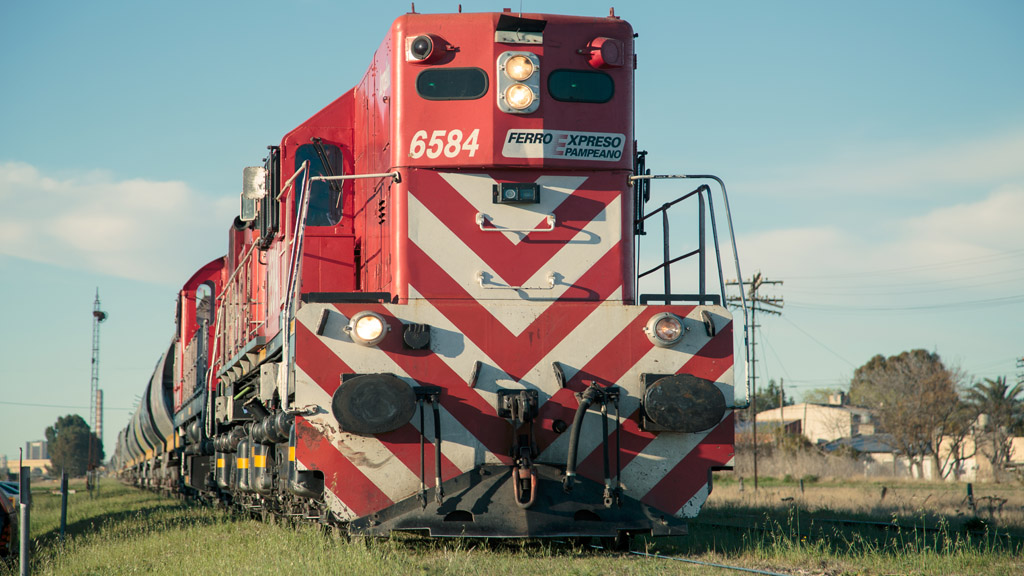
[
  {"left": 849, "top": 350, "right": 969, "bottom": 479},
  {"left": 967, "top": 376, "right": 1024, "bottom": 480},
  {"left": 45, "top": 414, "right": 103, "bottom": 477},
  {"left": 738, "top": 379, "right": 792, "bottom": 422},
  {"left": 803, "top": 387, "right": 845, "bottom": 405}
]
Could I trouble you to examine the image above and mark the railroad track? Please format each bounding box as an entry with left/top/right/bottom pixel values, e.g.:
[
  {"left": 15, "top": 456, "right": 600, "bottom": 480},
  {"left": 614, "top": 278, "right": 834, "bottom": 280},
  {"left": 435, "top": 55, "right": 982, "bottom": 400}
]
[
  {"left": 578, "top": 539, "right": 795, "bottom": 576},
  {"left": 627, "top": 549, "right": 793, "bottom": 576},
  {"left": 694, "top": 514, "right": 1016, "bottom": 539}
]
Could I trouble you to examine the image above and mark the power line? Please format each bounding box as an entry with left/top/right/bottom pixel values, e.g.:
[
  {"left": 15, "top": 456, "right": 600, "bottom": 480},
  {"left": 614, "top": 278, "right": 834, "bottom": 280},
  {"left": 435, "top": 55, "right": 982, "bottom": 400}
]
[
  {"left": 0, "top": 400, "right": 133, "bottom": 411},
  {"left": 784, "top": 271, "right": 1024, "bottom": 297},
  {"left": 786, "top": 293, "right": 1024, "bottom": 313},
  {"left": 777, "top": 315, "right": 856, "bottom": 368},
  {"left": 785, "top": 248, "right": 1024, "bottom": 281}
]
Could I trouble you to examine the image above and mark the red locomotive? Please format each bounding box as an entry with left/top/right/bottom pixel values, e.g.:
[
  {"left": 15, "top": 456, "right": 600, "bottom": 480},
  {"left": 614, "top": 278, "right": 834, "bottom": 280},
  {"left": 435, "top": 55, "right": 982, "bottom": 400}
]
[{"left": 113, "top": 7, "right": 747, "bottom": 544}]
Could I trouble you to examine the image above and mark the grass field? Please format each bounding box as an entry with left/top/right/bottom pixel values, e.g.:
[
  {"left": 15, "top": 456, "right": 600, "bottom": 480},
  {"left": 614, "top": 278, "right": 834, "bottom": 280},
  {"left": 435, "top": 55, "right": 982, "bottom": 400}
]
[{"left": 2, "top": 477, "right": 1022, "bottom": 575}]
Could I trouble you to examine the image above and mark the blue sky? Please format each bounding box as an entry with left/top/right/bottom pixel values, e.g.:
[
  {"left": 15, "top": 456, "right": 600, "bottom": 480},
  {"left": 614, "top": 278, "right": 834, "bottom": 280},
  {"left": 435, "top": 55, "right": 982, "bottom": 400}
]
[{"left": 2, "top": 1, "right": 1022, "bottom": 464}]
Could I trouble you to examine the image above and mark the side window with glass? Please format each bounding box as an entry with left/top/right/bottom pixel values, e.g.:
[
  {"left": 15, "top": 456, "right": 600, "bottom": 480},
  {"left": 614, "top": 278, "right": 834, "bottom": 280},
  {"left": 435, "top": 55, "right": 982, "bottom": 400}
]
[
  {"left": 295, "top": 141, "right": 344, "bottom": 226},
  {"left": 416, "top": 68, "right": 489, "bottom": 100},
  {"left": 548, "top": 70, "right": 614, "bottom": 103}
]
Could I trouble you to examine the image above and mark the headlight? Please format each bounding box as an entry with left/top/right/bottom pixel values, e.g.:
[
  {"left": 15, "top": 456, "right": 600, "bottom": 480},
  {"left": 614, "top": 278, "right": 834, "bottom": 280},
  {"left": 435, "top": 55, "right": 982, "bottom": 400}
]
[
  {"left": 497, "top": 51, "right": 540, "bottom": 114},
  {"left": 504, "top": 84, "right": 535, "bottom": 110},
  {"left": 346, "top": 311, "right": 390, "bottom": 347},
  {"left": 505, "top": 55, "right": 535, "bottom": 81},
  {"left": 644, "top": 313, "right": 684, "bottom": 347}
]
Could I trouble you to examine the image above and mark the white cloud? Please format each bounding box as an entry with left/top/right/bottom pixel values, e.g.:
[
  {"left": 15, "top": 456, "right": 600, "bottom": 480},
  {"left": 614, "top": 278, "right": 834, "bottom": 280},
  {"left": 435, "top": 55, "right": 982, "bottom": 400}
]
[
  {"left": 745, "top": 129, "right": 1024, "bottom": 199},
  {"left": 0, "top": 162, "right": 236, "bottom": 283},
  {"left": 737, "top": 185, "right": 1024, "bottom": 300},
  {"left": 902, "top": 184, "right": 1024, "bottom": 252}
]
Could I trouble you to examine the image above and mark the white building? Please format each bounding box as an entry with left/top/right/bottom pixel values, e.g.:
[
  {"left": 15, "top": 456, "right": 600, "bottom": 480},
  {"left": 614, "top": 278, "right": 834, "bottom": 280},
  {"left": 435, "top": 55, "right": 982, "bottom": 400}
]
[{"left": 755, "top": 401, "right": 876, "bottom": 445}]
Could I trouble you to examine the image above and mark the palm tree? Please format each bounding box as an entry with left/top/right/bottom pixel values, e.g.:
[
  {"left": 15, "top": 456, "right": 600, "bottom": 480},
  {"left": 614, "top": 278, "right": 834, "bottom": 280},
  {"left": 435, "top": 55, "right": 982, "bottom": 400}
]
[{"left": 966, "top": 377, "right": 1024, "bottom": 480}]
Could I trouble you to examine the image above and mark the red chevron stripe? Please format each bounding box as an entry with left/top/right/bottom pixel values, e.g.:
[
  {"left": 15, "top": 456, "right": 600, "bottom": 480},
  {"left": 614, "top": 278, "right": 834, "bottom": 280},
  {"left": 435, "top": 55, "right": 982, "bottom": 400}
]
[
  {"left": 295, "top": 320, "right": 352, "bottom": 396},
  {"left": 294, "top": 417, "right": 393, "bottom": 517},
  {"left": 640, "top": 412, "right": 735, "bottom": 513},
  {"left": 407, "top": 241, "right": 624, "bottom": 380},
  {"left": 410, "top": 171, "right": 616, "bottom": 287}
]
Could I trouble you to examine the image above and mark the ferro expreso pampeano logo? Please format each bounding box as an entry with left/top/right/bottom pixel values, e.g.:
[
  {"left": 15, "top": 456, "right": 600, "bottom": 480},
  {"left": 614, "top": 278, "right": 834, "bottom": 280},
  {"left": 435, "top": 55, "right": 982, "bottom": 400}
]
[{"left": 502, "top": 129, "right": 625, "bottom": 161}]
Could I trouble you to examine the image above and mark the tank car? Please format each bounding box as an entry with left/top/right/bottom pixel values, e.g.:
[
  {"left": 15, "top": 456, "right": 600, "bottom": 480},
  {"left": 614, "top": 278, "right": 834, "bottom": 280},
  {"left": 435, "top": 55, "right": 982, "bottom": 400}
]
[{"left": 114, "top": 7, "right": 747, "bottom": 543}]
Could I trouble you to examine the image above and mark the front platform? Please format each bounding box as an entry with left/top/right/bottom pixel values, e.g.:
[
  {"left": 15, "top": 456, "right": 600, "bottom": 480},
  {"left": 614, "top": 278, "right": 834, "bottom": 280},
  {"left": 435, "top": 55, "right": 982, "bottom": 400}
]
[{"left": 347, "top": 464, "right": 687, "bottom": 538}]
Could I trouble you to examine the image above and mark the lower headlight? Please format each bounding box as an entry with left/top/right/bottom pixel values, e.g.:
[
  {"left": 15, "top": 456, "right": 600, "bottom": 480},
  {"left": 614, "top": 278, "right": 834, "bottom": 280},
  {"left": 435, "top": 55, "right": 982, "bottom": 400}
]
[
  {"left": 504, "top": 83, "right": 535, "bottom": 110},
  {"left": 644, "top": 313, "right": 684, "bottom": 347},
  {"left": 346, "top": 311, "right": 390, "bottom": 347}
]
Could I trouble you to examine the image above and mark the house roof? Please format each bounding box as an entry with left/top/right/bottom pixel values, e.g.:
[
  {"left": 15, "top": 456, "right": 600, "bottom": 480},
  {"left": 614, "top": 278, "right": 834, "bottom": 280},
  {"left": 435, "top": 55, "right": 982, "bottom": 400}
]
[{"left": 821, "top": 434, "right": 895, "bottom": 454}]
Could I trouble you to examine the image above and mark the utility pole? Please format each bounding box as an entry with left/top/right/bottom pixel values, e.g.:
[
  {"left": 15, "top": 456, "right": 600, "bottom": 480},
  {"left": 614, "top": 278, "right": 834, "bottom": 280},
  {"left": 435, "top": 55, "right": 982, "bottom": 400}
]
[
  {"left": 88, "top": 289, "right": 107, "bottom": 493},
  {"left": 727, "top": 272, "right": 783, "bottom": 492},
  {"left": 779, "top": 377, "right": 785, "bottom": 444}
]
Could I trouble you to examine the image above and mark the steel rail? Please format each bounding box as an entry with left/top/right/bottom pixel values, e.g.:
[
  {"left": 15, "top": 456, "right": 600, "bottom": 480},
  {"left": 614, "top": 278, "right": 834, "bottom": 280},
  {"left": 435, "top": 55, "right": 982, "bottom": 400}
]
[
  {"left": 627, "top": 550, "right": 792, "bottom": 576},
  {"left": 579, "top": 539, "right": 793, "bottom": 576}
]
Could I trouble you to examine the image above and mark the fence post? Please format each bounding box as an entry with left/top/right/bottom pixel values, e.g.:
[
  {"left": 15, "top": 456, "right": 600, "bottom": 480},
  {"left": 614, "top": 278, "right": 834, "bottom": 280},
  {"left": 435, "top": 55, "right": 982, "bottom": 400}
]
[
  {"left": 19, "top": 466, "right": 30, "bottom": 576},
  {"left": 60, "top": 470, "right": 68, "bottom": 545}
]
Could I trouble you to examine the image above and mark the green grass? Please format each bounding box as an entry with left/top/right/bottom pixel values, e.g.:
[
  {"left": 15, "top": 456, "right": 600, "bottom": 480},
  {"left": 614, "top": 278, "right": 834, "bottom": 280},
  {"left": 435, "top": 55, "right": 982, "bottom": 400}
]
[{"left": 3, "top": 478, "right": 1023, "bottom": 575}]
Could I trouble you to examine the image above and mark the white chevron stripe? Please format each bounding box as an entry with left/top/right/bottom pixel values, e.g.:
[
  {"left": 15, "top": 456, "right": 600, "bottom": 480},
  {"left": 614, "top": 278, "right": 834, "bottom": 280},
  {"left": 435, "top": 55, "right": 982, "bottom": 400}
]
[
  {"left": 408, "top": 193, "right": 623, "bottom": 335},
  {"left": 518, "top": 195, "right": 622, "bottom": 294},
  {"left": 677, "top": 484, "right": 711, "bottom": 519}
]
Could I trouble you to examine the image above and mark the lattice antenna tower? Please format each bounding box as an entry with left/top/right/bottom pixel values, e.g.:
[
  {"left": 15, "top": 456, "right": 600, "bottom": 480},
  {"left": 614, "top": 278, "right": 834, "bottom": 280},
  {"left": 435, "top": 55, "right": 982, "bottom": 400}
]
[{"left": 90, "top": 289, "right": 108, "bottom": 445}]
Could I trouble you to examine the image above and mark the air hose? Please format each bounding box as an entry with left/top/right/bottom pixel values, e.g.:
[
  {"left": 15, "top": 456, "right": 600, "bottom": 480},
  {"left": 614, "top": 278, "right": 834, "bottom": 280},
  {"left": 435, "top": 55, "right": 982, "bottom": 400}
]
[{"left": 563, "top": 383, "right": 603, "bottom": 492}]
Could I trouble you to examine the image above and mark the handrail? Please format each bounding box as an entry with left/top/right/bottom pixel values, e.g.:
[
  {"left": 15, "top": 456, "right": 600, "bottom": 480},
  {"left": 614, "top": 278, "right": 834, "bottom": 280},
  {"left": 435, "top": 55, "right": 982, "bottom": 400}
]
[
  {"left": 218, "top": 241, "right": 260, "bottom": 305},
  {"left": 277, "top": 162, "right": 308, "bottom": 201},
  {"left": 210, "top": 165, "right": 404, "bottom": 414},
  {"left": 312, "top": 171, "right": 401, "bottom": 183},
  {"left": 635, "top": 185, "right": 709, "bottom": 299},
  {"left": 629, "top": 173, "right": 751, "bottom": 410},
  {"left": 476, "top": 212, "right": 556, "bottom": 233},
  {"left": 278, "top": 162, "right": 313, "bottom": 412}
]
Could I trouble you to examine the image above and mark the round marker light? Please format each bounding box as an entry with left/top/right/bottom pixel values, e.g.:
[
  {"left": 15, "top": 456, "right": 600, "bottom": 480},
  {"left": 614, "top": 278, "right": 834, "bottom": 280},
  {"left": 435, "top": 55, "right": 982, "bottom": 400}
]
[
  {"left": 346, "top": 311, "right": 390, "bottom": 347},
  {"left": 505, "top": 55, "right": 535, "bottom": 81},
  {"left": 504, "top": 83, "right": 535, "bottom": 110},
  {"left": 409, "top": 35, "right": 433, "bottom": 61},
  {"left": 644, "top": 313, "right": 685, "bottom": 347}
]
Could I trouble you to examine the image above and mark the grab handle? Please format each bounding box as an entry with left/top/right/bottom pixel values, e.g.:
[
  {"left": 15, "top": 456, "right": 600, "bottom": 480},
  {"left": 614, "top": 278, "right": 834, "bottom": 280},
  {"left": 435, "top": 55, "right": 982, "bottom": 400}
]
[{"left": 476, "top": 212, "right": 555, "bottom": 233}]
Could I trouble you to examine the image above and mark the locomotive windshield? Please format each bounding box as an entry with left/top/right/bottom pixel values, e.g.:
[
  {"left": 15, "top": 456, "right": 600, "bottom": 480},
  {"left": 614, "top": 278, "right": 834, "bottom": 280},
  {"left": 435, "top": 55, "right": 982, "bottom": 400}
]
[
  {"left": 416, "top": 67, "right": 489, "bottom": 100},
  {"left": 548, "top": 70, "right": 614, "bottom": 103}
]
